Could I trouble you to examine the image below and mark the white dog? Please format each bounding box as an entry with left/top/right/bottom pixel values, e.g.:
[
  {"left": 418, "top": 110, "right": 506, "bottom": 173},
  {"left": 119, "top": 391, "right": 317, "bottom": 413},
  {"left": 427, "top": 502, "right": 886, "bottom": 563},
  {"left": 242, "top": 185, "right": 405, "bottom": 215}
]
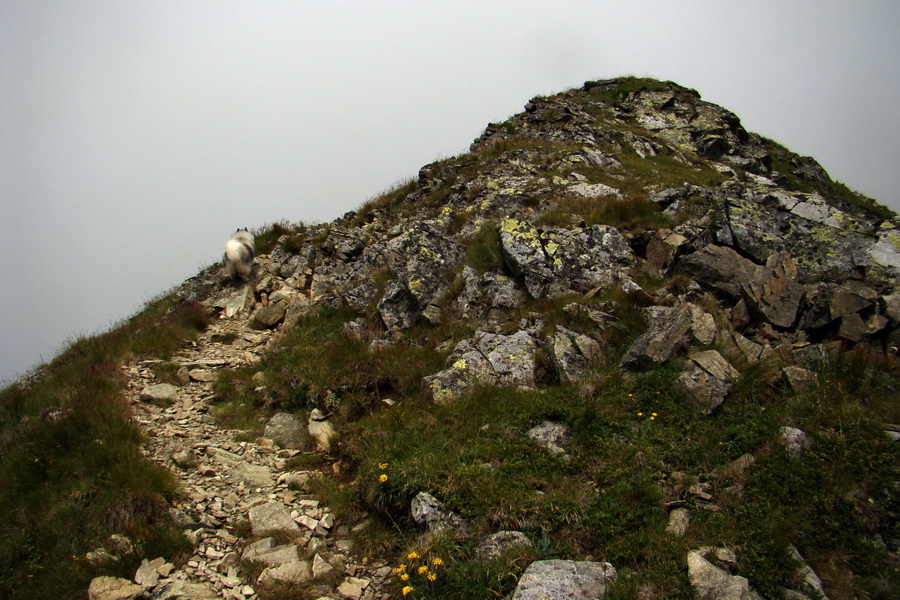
[{"left": 223, "top": 228, "right": 255, "bottom": 282}]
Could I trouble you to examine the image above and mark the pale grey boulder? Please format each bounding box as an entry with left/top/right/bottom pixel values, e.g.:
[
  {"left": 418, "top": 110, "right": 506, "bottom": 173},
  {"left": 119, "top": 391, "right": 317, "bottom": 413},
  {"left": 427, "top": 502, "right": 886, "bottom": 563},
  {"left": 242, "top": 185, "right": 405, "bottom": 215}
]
[{"left": 512, "top": 560, "right": 617, "bottom": 600}]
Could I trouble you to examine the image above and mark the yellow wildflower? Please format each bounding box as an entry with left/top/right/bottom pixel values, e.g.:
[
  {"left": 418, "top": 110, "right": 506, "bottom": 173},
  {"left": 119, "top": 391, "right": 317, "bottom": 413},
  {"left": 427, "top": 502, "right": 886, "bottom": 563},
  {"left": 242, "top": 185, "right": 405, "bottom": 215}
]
[
  {"left": 378, "top": 462, "right": 389, "bottom": 470},
  {"left": 400, "top": 573, "right": 410, "bottom": 581},
  {"left": 402, "top": 586, "right": 414, "bottom": 596},
  {"left": 379, "top": 474, "right": 389, "bottom": 483},
  {"left": 427, "top": 572, "right": 438, "bottom": 581},
  {"left": 652, "top": 412, "right": 658, "bottom": 417},
  {"left": 649, "top": 416, "right": 656, "bottom": 421},
  {"left": 432, "top": 557, "right": 444, "bottom": 566},
  {"left": 418, "top": 565, "right": 429, "bottom": 575},
  {"left": 407, "top": 551, "right": 420, "bottom": 561},
  {"left": 637, "top": 412, "right": 643, "bottom": 416},
  {"left": 393, "top": 565, "right": 407, "bottom": 574}
]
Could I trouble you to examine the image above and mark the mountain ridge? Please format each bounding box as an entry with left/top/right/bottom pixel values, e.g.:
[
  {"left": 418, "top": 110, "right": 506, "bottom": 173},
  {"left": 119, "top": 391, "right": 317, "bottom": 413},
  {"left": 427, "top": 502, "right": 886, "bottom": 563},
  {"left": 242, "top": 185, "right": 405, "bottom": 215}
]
[{"left": 3, "top": 76, "right": 899, "bottom": 600}]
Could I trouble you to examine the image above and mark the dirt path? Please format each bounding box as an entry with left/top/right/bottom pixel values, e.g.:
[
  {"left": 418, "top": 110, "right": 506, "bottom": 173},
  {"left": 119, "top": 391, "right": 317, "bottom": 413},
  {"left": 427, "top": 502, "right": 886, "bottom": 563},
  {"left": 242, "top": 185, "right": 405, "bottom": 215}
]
[{"left": 123, "top": 310, "right": 391, "bottom": 600}]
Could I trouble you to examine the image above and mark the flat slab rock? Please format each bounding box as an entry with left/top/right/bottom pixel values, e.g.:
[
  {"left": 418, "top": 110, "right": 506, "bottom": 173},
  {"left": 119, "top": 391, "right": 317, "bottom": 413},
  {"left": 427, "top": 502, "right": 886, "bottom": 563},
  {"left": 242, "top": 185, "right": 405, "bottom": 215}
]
[{"left": 512, "top": 560, "right": 617, "bottom": 600}]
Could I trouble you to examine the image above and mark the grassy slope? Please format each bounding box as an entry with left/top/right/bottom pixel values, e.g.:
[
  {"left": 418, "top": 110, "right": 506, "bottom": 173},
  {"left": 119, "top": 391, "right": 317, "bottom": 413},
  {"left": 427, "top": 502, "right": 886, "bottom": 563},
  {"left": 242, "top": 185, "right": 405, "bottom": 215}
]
[{"left": 0, "top": 297, "right": 207, "bottom": 599}]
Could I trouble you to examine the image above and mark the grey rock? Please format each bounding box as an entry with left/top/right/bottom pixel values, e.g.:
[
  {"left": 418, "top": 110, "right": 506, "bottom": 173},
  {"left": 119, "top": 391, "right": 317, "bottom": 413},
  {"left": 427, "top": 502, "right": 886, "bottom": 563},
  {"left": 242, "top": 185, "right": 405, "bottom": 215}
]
[
  {"left": 527, "top": 421, "right": 570, "bottom": 458},
  {"left": 423, "top": 330, "right": 536, "bottom": 403},
  {"left": 140, "top": 383, "right": 179, "bottom": 404},
  {"left": 377, "top": 280, "right": 421, "bottom": 330},
  {"left": 258, "top": 560, "right": 312, "bottom": 585},
  {"left": 666, "top": 507, "right": 691, "bottom": 536},
  {"left": 787, "top": 545, "right": 829, "bottom": 600},
  {"left": 134, "top": 558, "right": 162, "bottom": 589},
  {"left": 675, "top": 352, "right": 737, "bottom": 415},
  {"left": 620, "top": 303, "right": 700, "bottom": 370},
  {"left": 88, "top": 577, "right": 142, "bottom": 600},
  {"left": 249, "top": 501, "right": 302, "bottom": 536},
  {"left": 308, "top": 409, "right": 337, "bottom": 452},
  {"left": 549, "top": 326, "right": 598, "bottom": 384},
  {"left": 512, "top": 560, "right": 617, "bottom": 600},
  {"left": 646, "top": 228, "right": 689, "bottom": 273},
  {"left": 477, "top": 531, "right": 535, "bottom": 561},
  {"left": 779, "top": 426, "right": 813, "bottom": 460},
  {"left": 679, "top": 245, "right": 760, "bottom": 298},
  {"left": 687, "top": 549, "right": 763, "bottom": 600},
  {"left": 410, "top": 491, "right": 467, "bottom": 535},
  {"left": 249, "top": 299, "right": 289, "bottom": 329},
  {"left": 208, "top": 446, "right": 274, "bottom": 487},
  {"left": 148, "top": 580, "right": 218, "bottom": 600},
  {"left": 740, "top": 253, "right": 805, "bottom": 328},
  {"left": 782, "top": 366, "right": 817, "bottom": 392},
  {"left": 264, "top": 412, "right": 305, "bottom": 449},
  {"left": 499, "top": 218, "right": 634, "bottom": 298}
]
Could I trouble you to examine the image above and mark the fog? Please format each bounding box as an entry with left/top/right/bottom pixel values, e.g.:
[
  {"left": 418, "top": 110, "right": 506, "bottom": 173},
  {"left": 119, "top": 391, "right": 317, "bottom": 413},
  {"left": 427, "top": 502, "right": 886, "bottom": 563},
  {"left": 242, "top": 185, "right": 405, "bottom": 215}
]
[{"left": 2, "top": 1, "right": 899, "bottom": 382}]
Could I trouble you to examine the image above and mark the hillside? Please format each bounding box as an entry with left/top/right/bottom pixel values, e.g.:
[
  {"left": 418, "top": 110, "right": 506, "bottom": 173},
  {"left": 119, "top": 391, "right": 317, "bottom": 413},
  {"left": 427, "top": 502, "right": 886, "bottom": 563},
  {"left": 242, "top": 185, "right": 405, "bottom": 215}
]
[{"left": 2, "top": 77, "right": 899, "bottom": 600}]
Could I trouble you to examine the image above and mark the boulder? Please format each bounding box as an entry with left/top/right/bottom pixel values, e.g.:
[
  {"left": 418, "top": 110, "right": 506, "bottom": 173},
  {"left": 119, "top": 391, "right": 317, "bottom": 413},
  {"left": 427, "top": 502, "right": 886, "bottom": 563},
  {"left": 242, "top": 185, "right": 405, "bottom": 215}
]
[
  {"left": 512, "top": 560, "right": 617, "bottom": 600},
  {"left": 674, "top": 351, "right": 739, "bottom": 414},
  {"left": 249, "top": 299, "right": 289, "bottom": 329},
  {"left": 423, "top": 330, "right": 536, "bottom": 403},
  {"left": 148, "top": 580, "right": 218, "bottom": 600},
  {"left": 549, "top": 326, "right": 601, "bottom": 384},
  {"left": 527, "top": 421, "right": 570, "bottom": 458},
  {"left": 499, "top": 218, "right": 634, "bottom": 298},
  {"left": 779, "top": 426, "right": 813, "bottom": 460},
  {"left": 140, "top": 383, "right": 179, "bottom": 404},
  {"left": 410, "top": 491, "right": 467, "bottom": 535},
  {"left": 687, "top": 548, "right": 764, "bottom": 600},
  {"left": 678, "top": 245, "right": 760, "bottom": 298},
  {"left": 620, "top": 303, "right": 712, "bottom": 370},
  {"left": 264, "top": 412, "right": 305, "bottom": 449},
  {"left": 258, "top": 560, "right": 312, "bottom": 586},
  {"left": 377, "top": 280, "right": 420, "bottom": 330},
  {"left": 740, "top": 253, "right": 805, "bottom": 328},
  {"left": 88, "top": 577, "right": 142, "bottom": 600},
  {"left": 249, "top": 501, "right": 302, "bottom": 536},
  {"left": 308, "top": 408, "right": 337, "bottom": 452},
  {"left": 476, "top": 531, "right": 535, "bottom": 561}
]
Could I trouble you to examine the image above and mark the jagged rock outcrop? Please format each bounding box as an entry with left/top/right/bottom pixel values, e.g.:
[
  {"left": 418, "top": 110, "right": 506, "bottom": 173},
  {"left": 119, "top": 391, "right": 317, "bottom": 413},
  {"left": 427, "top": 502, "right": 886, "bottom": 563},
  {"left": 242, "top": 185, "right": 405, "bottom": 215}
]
[{"left": 139, "top": 76, "right": 899, "bottom": 599}]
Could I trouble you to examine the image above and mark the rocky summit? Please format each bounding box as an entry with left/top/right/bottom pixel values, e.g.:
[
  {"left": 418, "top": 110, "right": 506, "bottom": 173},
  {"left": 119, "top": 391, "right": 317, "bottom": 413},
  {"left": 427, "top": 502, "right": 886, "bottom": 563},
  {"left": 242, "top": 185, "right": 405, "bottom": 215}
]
[{"left": 6, "top": 77, "right": 899, "bottom": 600}]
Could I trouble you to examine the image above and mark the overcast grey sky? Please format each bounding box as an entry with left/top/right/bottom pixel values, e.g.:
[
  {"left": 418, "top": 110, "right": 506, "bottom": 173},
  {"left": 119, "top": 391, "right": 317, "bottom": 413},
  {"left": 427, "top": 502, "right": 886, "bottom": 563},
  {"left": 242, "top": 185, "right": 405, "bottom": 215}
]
[{"left": 2, "top": 1, "right": 899, "bottom": 383}]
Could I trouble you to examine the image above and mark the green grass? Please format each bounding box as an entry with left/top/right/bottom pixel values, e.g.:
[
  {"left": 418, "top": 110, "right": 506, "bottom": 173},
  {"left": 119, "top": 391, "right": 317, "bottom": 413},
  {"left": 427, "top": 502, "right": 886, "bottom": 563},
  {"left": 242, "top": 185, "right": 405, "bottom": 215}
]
[{"left": 0, "top": 295, "right": 207, "bottom": 599}]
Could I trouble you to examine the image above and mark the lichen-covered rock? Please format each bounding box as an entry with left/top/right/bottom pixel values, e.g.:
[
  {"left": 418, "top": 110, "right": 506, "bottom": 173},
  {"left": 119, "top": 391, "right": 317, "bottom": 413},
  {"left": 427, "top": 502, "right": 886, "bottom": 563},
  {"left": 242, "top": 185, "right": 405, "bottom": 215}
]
[
  {"left": 499, "top": 218, "right": 634, "bottom": 298},
  {"left": 527, "top": 420, "right": 570, "bottom": 458},
  {"left": 410, "top": 491, "right": 467, "bottom": 535},
  {"left": 477, "top": 531, "right": 535, "bottom": 561},
  {"left": 423, "top": 330, "right": 537, "bottom": 403},
  {"left": 512, "top": 560, "right": 617, "bottom": 600},
  {"left": 740, "top": 253, "right": 805, "bottom": 328},
  {"left": 549, "top": 326, "right": 600, "bottom": 384},
  {"left": 377, "top": 280, "right": 420, "bottom": 330}
]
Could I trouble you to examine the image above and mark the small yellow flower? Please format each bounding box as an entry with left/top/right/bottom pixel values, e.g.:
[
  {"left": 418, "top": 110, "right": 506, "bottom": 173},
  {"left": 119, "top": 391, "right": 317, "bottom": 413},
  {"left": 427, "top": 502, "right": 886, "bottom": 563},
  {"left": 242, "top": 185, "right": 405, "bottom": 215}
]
[
  {"left": 379, "top": 474, "right": 389, "bottom": 483},
  {"left": 418, "top": 565, "right": 429, "bottom": 575},
  {"left": 402, "top": 586, "right": 414, "bottom": 596},
  {"left": 649, "top": 416, "right": 656, "bottom": 421},
  {"left": 393, "top": 565, "right": 407, "bottom": 574},
  {"left": 652, "top": 412, "right": 658, "bottom": 417},
  {"left": 400, "top": 573, "right": 410, "bottom": 581},
  {"left": 427, "top": 572, "right": 438, "bottom": 581},
  {"left": 378, "top": 462, "right": 389, "bottom": 470},
  {"left": 637, "top": 412, "right": 643, "bottom": 416},
  {"left": 407, "top": 551, "right": 420, "bottom": 561},
  {"left": 432, "top": 557, "right": 444, "bottom": 566},
  {"left": 628, "top": 393, "right": 633, "bottom": 397}
]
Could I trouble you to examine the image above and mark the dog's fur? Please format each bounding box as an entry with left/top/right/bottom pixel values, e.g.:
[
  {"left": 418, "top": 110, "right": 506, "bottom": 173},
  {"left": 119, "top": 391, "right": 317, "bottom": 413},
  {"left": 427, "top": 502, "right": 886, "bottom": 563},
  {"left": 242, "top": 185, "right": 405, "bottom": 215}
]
[{"left": 223, "top": 228, "right": 255, "bottom": 282}]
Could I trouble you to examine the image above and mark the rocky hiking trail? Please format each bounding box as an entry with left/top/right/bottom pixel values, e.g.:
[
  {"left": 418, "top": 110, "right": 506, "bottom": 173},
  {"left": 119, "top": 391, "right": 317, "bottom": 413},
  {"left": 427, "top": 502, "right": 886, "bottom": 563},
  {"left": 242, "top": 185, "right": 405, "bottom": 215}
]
[{"left": 92, "top": 303, "right": 393, "bottom": 600}]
